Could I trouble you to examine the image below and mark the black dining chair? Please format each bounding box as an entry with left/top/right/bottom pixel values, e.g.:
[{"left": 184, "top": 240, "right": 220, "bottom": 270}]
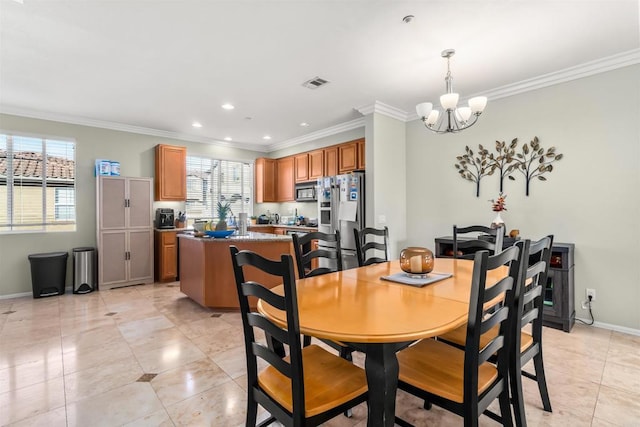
[
  {"left": 292, "top": 230, "right": 342, "bottom": 278},
  {"left": 229, "top": 246, "right": 368, "bottom": 426},
  {"left": 353, "top": 226, "right": 389, "bottom": 267},
  {"left": 437, "top": 236, "right": 554, "bottom": 426},
  {"left": 291, "top": 230, "right": 353, "bottom": 363},
  {"left": 395, "top": 240, "right": 528, "bottom": 427},
  {"left": 453, "top": 224, "right": 505, "bottom": 259}
]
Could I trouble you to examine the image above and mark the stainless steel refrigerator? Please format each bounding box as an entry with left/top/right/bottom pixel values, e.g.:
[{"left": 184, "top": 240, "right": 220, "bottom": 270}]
[{"left": 317, "top": 172, "right": 365, "bottom": 270}]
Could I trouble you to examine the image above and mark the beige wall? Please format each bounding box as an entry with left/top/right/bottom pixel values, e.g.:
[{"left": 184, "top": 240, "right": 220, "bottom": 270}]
[
  {"left": 0, "top": 114, "right": 265, "bottom": 296},
  {"left": 404, "top": 65, "right": 640, "bottom": 332}
]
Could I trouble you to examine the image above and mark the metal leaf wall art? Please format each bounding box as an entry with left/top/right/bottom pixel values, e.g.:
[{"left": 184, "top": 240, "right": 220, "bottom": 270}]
[
  {"left": 454, "top": 145, "right": 493, "bottom": 197},
  {"left": 454, "top": 136, "right": 563, "bottom": 196}
]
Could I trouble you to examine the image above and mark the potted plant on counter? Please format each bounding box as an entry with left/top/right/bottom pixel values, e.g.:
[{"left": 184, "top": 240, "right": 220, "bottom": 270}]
[{"left": 250, "top": 215, "right": 257, "bottom": 225}]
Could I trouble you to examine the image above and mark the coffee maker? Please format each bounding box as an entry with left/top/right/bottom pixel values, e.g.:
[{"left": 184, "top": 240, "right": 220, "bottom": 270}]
[{"left": 155, "top": 208, "right": 175, "bottom": 229}]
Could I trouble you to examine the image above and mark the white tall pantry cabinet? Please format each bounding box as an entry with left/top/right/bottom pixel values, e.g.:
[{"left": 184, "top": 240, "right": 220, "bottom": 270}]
[{"left": 97, "top": 176, "right": 154, "bottom": 288}]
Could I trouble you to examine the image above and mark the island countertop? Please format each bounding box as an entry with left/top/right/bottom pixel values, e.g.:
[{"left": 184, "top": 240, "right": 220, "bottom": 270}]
[
  {"left": 178, "top": 231, "right": 295, "bottom": 309},
  {"left": 178, "top": 231, "right": 291, "bottom": 242}
]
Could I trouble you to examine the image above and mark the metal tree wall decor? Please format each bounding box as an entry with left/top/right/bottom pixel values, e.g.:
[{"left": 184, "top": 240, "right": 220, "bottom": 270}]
[
  {"left": 488, "top": 138, "right": 518, "bottom": 193},
  {"left": 454, "top": 145, "right": 492, "bottom": 197},
  {"left": 455, "top": 136, "right": 563, "bottom": 197},
  {"left": 509, "top": 136, "right": 563, "bottom": 196}
]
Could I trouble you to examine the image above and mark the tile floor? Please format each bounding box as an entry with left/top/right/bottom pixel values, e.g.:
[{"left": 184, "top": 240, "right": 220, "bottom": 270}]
[{"left": 0, "top": 283, "right": 639, "bottom": 426}]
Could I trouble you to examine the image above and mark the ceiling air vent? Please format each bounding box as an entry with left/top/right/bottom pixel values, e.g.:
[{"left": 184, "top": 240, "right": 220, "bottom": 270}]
[{"left": 302, "top": 77, "right": 330, "bottom": 89}]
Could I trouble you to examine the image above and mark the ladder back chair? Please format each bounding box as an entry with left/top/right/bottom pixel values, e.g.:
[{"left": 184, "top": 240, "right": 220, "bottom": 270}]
[
  {"left": 437, "top": 236, "right": 554, "bottom": 426},
  {"left": 291, "top": 230, "right": 353, "bottom": 364},
  {"left": 229, "top": 246, "right": 368, "bottom": 426},
  {"left": 353, "top": 226, "right": 389, "bottom": 267},
  {"left": 395, "top": 241, "right": 528, "bottom": 427},
  {"left": 453, "top": 224, "right": 505, "bottom": 260},
  {"left": 292, "top": 230, "right": 342, "bottom": 278}
]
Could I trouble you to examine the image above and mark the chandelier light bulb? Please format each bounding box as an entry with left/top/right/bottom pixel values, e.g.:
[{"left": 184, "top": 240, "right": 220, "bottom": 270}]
[
  {"left": 469, "top": 96, "right": 488, "bottom": 114},
  {"left": 457, "top": 107, "right": 472, "bottom": 122},
  {"left": 440, "top": 93, "right": 459, "bottom": 111},
  {"left": 416, "top": 102, "right": 433, "bottom": 118},
  {"left": 426, "top": 110, "right": 440, "bottom": 126}
]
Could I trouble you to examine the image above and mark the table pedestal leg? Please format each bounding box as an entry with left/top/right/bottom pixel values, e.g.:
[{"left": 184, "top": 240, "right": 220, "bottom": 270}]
[{"left": 364, "top": 343, "right": 402, "bottom": 427}]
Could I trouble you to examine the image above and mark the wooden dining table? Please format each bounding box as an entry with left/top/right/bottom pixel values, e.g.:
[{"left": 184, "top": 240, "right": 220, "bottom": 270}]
[{"left": 258, "top": 257, "right": 508, "bottom": 427}]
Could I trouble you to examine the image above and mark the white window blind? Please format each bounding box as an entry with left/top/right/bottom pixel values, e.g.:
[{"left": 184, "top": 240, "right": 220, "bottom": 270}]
[
  {"left": 0, "top": 133, "right": 76, "bottom": 233},
  {"left": 185, "top": 155, "right": 253, "bottom": 223}
]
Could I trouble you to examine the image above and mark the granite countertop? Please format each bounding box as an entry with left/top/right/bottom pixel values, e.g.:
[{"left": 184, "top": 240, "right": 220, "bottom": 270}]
[
  {"left": 154, "top": 227, "right": 190, "bottom": 232},
  {"left": 178, "top": 231, "right": 292, "bottom": 242},
  {"left": 249, "top": 224, "right": 318, "bottom": 231}
]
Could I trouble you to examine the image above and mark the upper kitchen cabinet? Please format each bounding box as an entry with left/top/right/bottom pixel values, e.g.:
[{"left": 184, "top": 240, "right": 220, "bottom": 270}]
[
  {"left": 255, "top": 157, "right": 277, "bottom": 203},
  {"left": 324, "top": 146, "right": 338, "bottom": 176},
  {"left": 338, "top": 139, "right": 360, "bottom": 174},
  {"left": 294, "top": 153, "right": 310, "bottom": 183},
  {"left": 276, "top": 156, "right": 295, "bottom": 202},
  {"left": 155, "top": 144, "right": 186, "bottom": 201},
  {"left": 357, "top": 139, "right": 365, "bottom": 170},
  {"left": 308, "top": 149, "right": 324, "bottom": 181}
]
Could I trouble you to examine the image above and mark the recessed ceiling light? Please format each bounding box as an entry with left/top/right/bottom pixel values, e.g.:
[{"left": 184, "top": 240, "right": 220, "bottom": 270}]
[
  {"left": 224, "top": 137, "right": 232, "bottom": 141},
  {"left": 221, "top": 103, "right": 235, "bottom": 110},
  {"left": 263, "top": 135, "right": 272, "bottom": 140},
  {"left": 300, "top": 122, "right": 310, "bottom": 127},
  {"left": 192, "top": 122, "right": 202, "bottom": 128}
]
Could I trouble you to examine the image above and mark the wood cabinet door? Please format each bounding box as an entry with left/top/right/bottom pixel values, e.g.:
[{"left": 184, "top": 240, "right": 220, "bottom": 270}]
[
  {"left": 128, "top": 229, "right": 154, "bottom": 283},
  {"left": 294, "top": 153, "right": 309, "bottom": 183},
  {"left": 357, "top": 139, "right": 365, "bottom": 170},
  {"left": 160, "top": 232, "right": 177, "bottom": 281},
  {"left": 98, "top": 177, "right": 127, "bottom": 230},
  {"left": 255, "top": 158, "right": 276, "bottom": 203},
  {"left": 338, "top": 141, "right": 358, "bottom": 174},
  {"left": 324, "top": 146, "right": 338, "bottom": 176},
  {"left": 128, "top": 178, "right": 153, "bottom": 229},
  {"left": 155, "top": 144, "right": 187, "bottom": 201},
  {"left": 99, "top": 230, "right": 127, "bottom": 285},
  {"left": 308, "top": 150, "right": 324, "bottom": 180},
  {"left": 276, "top": 157, "right": 295, "bottom": 202}
]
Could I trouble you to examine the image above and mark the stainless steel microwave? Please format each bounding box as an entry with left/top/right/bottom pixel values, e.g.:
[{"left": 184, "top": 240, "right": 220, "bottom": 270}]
[{"left": 295, "top": 183, "right": 316, "bottom": 202}]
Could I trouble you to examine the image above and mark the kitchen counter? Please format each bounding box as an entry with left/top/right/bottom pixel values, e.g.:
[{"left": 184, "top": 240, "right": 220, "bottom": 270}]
[
  {"left": 177, "top": 232, "right": 296, "bottom": 309},
  {"left": 179, "top": 231, "right": 291, "bottom": 242},
  {"left": 154, "top": 227, "right": 189, "bottom": 233}
]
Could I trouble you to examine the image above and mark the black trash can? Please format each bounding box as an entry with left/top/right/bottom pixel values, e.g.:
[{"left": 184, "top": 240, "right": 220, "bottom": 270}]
[
  {"left": 28, "top": 252, "right": 68, "bottom": 298},
  {"left": 72, "top": 247, "right": 96, "bottom": 294}
]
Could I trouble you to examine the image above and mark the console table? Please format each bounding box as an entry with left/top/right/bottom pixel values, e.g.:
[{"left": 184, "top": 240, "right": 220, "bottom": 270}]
[{"left": 434, "top": 236, "right": 575, "bottom": 332}]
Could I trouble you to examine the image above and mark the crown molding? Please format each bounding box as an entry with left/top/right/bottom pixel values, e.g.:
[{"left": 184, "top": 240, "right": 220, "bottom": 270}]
[
  {"left": 406, "top": 48, "right": 640, "bottom": 121},
  {"left": 266, "top": 117, "right": 365, "bottom": 152},
  {"left": 355, "top": 101, "right": 411, "bottom": 121},
  {"left": 0, "top": 106, "right": 268, "bottom": 153},
  {"left": 3, "top": 49, "right": 638, "bottom": 151}
]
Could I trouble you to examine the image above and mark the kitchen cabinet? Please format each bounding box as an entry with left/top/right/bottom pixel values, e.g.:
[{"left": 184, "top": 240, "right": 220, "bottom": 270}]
[
  {"left": 308, "top": 149, "right": 324, "bottom": 181},
  {"left": 155, "top": 144, "right": 186, "bottom": 201},
  {"left": 324, "top": 146, "right": 338, "bottom": 176},
  {"left": 294, "top": 153, "right": 310, "bottom": 183},
  {"left": 357, "top": 139, "right": 365, "bottom": 170},
  {"left": 277, "top": 156, "right": 295, "bottom": 202},
  {"left": 97, "top": 176, "right": 153, "bottom": 288},
  {"left": 255, "top": 158, "right": 277, "bottom": 203},
  {"left": 338, "top": 140, "right": 359, "bottom": 174},
  {"left": 155, "top": 230, "right": 178, "bottom": 282}
]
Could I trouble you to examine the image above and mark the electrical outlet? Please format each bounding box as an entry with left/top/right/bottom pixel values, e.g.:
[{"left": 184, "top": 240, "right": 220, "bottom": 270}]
[{"left": 581, "top": 289, "right": 596, "bottom": 310}]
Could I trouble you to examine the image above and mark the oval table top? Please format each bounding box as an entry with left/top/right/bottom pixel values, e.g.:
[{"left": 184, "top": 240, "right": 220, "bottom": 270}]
[{"left": 258, "top": 258, "right": 507, "bottom": 344}]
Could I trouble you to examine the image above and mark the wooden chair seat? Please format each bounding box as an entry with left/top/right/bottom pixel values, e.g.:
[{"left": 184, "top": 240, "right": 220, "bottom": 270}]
[
  {"left": 397, "top": 338, "right": 498, "bottom": 404},
  {"left": 258, "top": 344, "right": 368, "bottom": 417},
  {"left": 439, "top": 324, "right": 534, "bottom": 353}
]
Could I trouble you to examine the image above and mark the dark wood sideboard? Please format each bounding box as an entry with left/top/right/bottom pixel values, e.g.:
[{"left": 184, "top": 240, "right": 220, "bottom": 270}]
[{"left": 434, "top": 236, "right": 575, "bottom": 332}]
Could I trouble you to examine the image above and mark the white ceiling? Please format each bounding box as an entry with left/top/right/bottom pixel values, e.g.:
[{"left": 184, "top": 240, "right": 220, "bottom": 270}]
[{"left": 1, "top": 1, "right": 639, "bottom": 152}]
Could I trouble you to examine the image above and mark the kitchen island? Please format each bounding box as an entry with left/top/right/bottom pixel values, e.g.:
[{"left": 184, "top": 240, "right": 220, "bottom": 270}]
[{"left": 178, "top": 232, "right": 294, "bottom": 309}]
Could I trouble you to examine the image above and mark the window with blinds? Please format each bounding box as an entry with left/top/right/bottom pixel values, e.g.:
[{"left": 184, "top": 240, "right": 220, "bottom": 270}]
[
  {"left": 185, "top": 155, "right": 253, "bottom": 223},
  {"left": 0, "top": 133, "right": 76, "bottom": 233}
]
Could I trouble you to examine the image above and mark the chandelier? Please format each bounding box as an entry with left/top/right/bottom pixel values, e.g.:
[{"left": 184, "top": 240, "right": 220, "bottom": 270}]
[{"left": 416, "top": 49, "right": 487, "bottom": 134}]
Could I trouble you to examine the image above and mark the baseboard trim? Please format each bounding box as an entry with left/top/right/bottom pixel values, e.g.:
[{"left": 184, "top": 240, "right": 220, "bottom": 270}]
[{"left": 575, "top": 317, "right": 640, "bottom": 337}]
